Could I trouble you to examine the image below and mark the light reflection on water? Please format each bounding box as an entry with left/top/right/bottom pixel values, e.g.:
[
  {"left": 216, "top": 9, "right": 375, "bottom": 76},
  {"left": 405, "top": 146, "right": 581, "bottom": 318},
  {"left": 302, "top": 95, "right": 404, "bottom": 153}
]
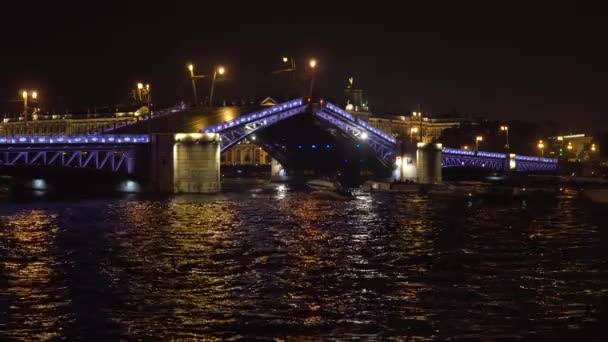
[{"left": 0, "top": 186, "right": 606, "bottom": 340}]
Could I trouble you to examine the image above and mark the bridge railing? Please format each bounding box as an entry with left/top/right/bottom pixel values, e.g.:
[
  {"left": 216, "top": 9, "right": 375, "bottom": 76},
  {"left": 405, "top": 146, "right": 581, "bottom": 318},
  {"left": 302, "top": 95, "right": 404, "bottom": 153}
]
[
  {"left": 203, "top": 99, "right": 306, "bottom": 134},
  {"left": 0, "top": 147, "right": 136, "bottom": 174},
  {"left": 319, "top": 102, "right": 397, "bottom": 163},
  {"left": 202, "top": 99, "right": 308, "bottom": 152},
  {"left": 323, "top": 103, "right": 397, "bottom": 144},
  {"left": 0, "top": 134, "right": 150, "bottom": 145},
  {"left": 88, "top": 103, "right": 187, "bottom": 134},
  {"left": 441, "top": 147, "right": 558, "bottom": 171}
]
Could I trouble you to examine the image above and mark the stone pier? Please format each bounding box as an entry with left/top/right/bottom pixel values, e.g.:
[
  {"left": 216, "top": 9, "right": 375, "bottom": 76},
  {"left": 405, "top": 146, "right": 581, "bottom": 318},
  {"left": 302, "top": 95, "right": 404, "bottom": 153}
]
[
  {"left": 417, "top": 142, "right": 442, "bottom": 184},
  {"left": 149, "top": 133, "right": 221, "bottom": 193}
]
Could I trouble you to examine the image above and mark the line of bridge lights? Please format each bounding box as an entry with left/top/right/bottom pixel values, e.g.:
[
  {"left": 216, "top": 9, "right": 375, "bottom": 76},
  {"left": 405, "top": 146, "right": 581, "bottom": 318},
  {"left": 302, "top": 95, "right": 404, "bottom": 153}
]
[{"left": 297, "top": 144, "right": 332, "bottom": 149}]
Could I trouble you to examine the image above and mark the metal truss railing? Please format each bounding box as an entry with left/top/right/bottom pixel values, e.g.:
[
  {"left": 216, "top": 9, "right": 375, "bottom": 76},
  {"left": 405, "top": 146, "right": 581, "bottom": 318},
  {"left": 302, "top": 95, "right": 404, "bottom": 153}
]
[
  {"left": 89, "top": 103, "right": 187, "bottom": 134},
  {"left": 318, "top": 104, "right": 397, "bottom": 163},
  {"left": 0, "top": 134, "right": 150, "bottom": 145},
  {"left": 202, "top": 99, "right": 307, "bottom": 152},
  {"left": 0, "top": 146, "right": 136, "bottom": 174},
  {"left": 515, "top": 160, "right": 558, "bottom": 172},
  {"left": 442, "top": 148, "right": 559, "bottom": 172},
  {"left": 442, "top": 154, "right": 505, "bottom": 170}
]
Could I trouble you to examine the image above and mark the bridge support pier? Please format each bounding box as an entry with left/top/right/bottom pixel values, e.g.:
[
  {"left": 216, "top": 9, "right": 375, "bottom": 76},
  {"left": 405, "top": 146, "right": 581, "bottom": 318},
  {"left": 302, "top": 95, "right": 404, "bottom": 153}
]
[
  {"left": 417, "top": 143, "right": 442, "bottom": 184},
  {"left": 149, "top": 133, "right": 221, "bottom": 193},
  {"left": 270, "top": 158, "right": 289, "bottom": 182}
]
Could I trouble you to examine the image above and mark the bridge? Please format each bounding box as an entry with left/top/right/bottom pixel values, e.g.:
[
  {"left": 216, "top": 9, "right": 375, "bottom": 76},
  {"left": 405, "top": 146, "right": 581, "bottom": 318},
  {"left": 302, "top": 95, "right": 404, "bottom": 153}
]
[{"left": 0, "top": 98, "right": 558, "bottom": 192}]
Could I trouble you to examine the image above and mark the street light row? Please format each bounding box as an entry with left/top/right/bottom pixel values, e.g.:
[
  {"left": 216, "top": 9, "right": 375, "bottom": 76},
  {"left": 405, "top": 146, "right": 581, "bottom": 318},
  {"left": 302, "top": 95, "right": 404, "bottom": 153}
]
[
  {"left": 187, "top": 57, "right": 318, "bottom": 106},
  {"left": 187, "top": 64, "right": 225, "bottom": 107}
]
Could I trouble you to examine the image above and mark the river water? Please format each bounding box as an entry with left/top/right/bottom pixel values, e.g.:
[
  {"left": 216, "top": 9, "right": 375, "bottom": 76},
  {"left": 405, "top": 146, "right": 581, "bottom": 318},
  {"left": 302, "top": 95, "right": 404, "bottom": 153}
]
[{"left": 1, "top": 184, "right": 606, "bottom": 340}]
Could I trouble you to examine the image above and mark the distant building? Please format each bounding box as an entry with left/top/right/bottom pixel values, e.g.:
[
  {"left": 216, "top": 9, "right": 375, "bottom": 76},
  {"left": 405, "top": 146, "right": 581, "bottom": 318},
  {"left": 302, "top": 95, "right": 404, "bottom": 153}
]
[
  {"left": 221, "top": 140, "right": 271, "bottom": 166},
  {"left": 549, "top": 134, "right": 599, "bottom": 161},
  {"left": 343, "top": 79, "right": 474, "bottom": 143},
  {"left": 260, "top": 97, "right": 278, "bottom": 107},
  {"left": 367, "top": 114, "right": 476, "bottom": 143}
]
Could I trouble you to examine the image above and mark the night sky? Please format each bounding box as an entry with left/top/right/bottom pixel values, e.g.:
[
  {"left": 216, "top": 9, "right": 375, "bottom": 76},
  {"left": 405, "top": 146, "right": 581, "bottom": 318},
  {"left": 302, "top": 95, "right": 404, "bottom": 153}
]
[{"left": 1, "top": 3, "right": 606, "bottom": 131}]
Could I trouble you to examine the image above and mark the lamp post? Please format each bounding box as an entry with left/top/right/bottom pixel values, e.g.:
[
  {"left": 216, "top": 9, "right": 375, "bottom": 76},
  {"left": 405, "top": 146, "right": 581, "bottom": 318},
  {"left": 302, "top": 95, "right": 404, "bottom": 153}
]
[
  {"left": 282, "top": 56, "right": 296, "bottom": 82},
  {"left": 537, "top": 140, "right": 545, "bottom": 157},
  {"left": 21, "top": 90, "right": 38, "bottom": 127},
  {"left": 500, "top": 125, "right": 510, "bottom": 150},
  {"left": 412, "top": 111, "right": 423, "bottom": 142},
  {"left": 475, "top": 136, "right": 483, "bottom": 153},
  {"left": 209, "top": 66, "right": 225, "bottom": 108},
  {"left": 308, "top": 58, "right": 316, "bottom": 97},
  {"left": 187, "top": 64, "right": 198, "bottom": 106},
  {"left": 136, "top": 83, "right": 152, "bottom": 133}
]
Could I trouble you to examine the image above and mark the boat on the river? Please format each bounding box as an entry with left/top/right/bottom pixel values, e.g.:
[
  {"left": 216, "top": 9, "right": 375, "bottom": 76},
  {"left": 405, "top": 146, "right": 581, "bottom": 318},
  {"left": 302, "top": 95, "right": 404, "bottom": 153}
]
[
  {"left": 307, "top": 179, "right": 339, "bottom": 191},
  {"left": 307, "top": 179, "right": 353, "bottom": 200}
]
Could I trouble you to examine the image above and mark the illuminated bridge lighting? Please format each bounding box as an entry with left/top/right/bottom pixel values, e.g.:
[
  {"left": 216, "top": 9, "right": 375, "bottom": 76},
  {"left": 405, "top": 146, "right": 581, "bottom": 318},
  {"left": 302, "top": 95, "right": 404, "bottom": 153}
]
[
  {"left": 0, "top": 135, "right": 150, "bottom": 145},
  {"left": 202, "top": 99, "right": 305, "bottom": 134}
]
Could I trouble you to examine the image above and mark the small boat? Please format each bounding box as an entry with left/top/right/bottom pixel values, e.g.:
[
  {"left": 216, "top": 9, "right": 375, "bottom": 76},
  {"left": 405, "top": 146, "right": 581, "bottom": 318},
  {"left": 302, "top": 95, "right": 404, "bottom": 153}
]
[
  {"left": 307, "top": 179, "right": 339, "bottom": 191},
  {"left": 307, "top": 179, "right": 353, "bottom": 200}
]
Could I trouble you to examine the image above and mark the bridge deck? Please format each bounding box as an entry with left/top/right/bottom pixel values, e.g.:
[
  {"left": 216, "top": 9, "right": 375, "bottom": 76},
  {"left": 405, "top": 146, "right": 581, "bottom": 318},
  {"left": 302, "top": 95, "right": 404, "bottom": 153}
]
[{"left": 109, "top": 106, "right": 262, "bottom": 134}]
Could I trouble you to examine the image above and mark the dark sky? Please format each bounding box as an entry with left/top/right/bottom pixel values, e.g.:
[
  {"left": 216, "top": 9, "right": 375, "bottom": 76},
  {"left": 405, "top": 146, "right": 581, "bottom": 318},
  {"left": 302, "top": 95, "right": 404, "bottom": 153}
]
[{"left": 1, "top": 3, "right": 606, "bottom": 132}]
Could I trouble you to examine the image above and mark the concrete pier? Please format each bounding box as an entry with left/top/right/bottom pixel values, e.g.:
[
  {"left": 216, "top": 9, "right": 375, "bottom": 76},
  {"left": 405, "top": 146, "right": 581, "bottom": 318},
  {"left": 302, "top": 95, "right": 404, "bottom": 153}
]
[
  {"left": 270, "top": 158, "right": 289, "bottom": 182},
  {"left": 149, "top": 133, "right": 221, "bottom": 193},
  {"left": 417, "top": 142, "right": 442, "bottom": 184}
]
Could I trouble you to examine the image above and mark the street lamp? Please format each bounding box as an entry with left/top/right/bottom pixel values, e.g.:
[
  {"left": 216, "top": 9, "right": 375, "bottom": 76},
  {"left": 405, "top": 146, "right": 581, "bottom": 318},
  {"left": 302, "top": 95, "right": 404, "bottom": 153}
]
[
  {"left": 591, "top": 143, "right": 597, "bottom": 152},
  {"left": 208, "top": 65, "right": 226, "bottom": 108},
  {"left": 500, "top": 125, "right": 510, "bottom": 150},
  {"left": 187, "top": 64, "right": 198, "bottom": 106},
  {"left": 281, "top": 56, "right": 296, "bottom": 82},
  {"left": 463, "top": 145, "right": 469, "bottom": 150},
  {"left": 135, "top": 82, "right": 151, "bottom": 111},
  {"left": 20, "top": 90, "right": 39, "bottom": 126},
  {"left": 308, "top": 58, "right": 317, "bottom": 97},
  {"left": 475, "top": 136, "right": 483, "bottom": 153},
  {"left": 537, "top": 140, "right": 545, "bottom": 157},
  {"left": 412, "top": 111, "right": 423, "bottom": 142}
]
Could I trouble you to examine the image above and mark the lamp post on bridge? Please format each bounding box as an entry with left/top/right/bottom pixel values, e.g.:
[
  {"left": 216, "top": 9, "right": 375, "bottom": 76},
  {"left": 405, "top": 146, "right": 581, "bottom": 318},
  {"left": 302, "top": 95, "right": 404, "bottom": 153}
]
[
  {"left": 187, "top": 64, "right": 226, "bottom": 107},
  {"left": 209, "top": 65, "right": 225, "bottom": 108},
  {"left": 475, "top": 136, "right": 483, "bottom": 154},
  {"left": 537, "top": 140, "right": 545, "bottom": 157},
  {"left": 136, "top": 82, "right": 152, "bottom": 134},
  {"left": 412, "top": 110, "right": 423, "bottom": 143},
  {"left": 187, "top": 64, "right": 198, "bottom": 106},
  {"left": 308, "top": 58, "right": 317, "bottom": 97},
  {"left": 21, "top": 90, "right": 38, "bottom": 128},
  {"left": 500, "top": 125, "right": 510, "bottom": 150},
  {"left": 281, "top": 56, "right": 296, "bottom": 83}
]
